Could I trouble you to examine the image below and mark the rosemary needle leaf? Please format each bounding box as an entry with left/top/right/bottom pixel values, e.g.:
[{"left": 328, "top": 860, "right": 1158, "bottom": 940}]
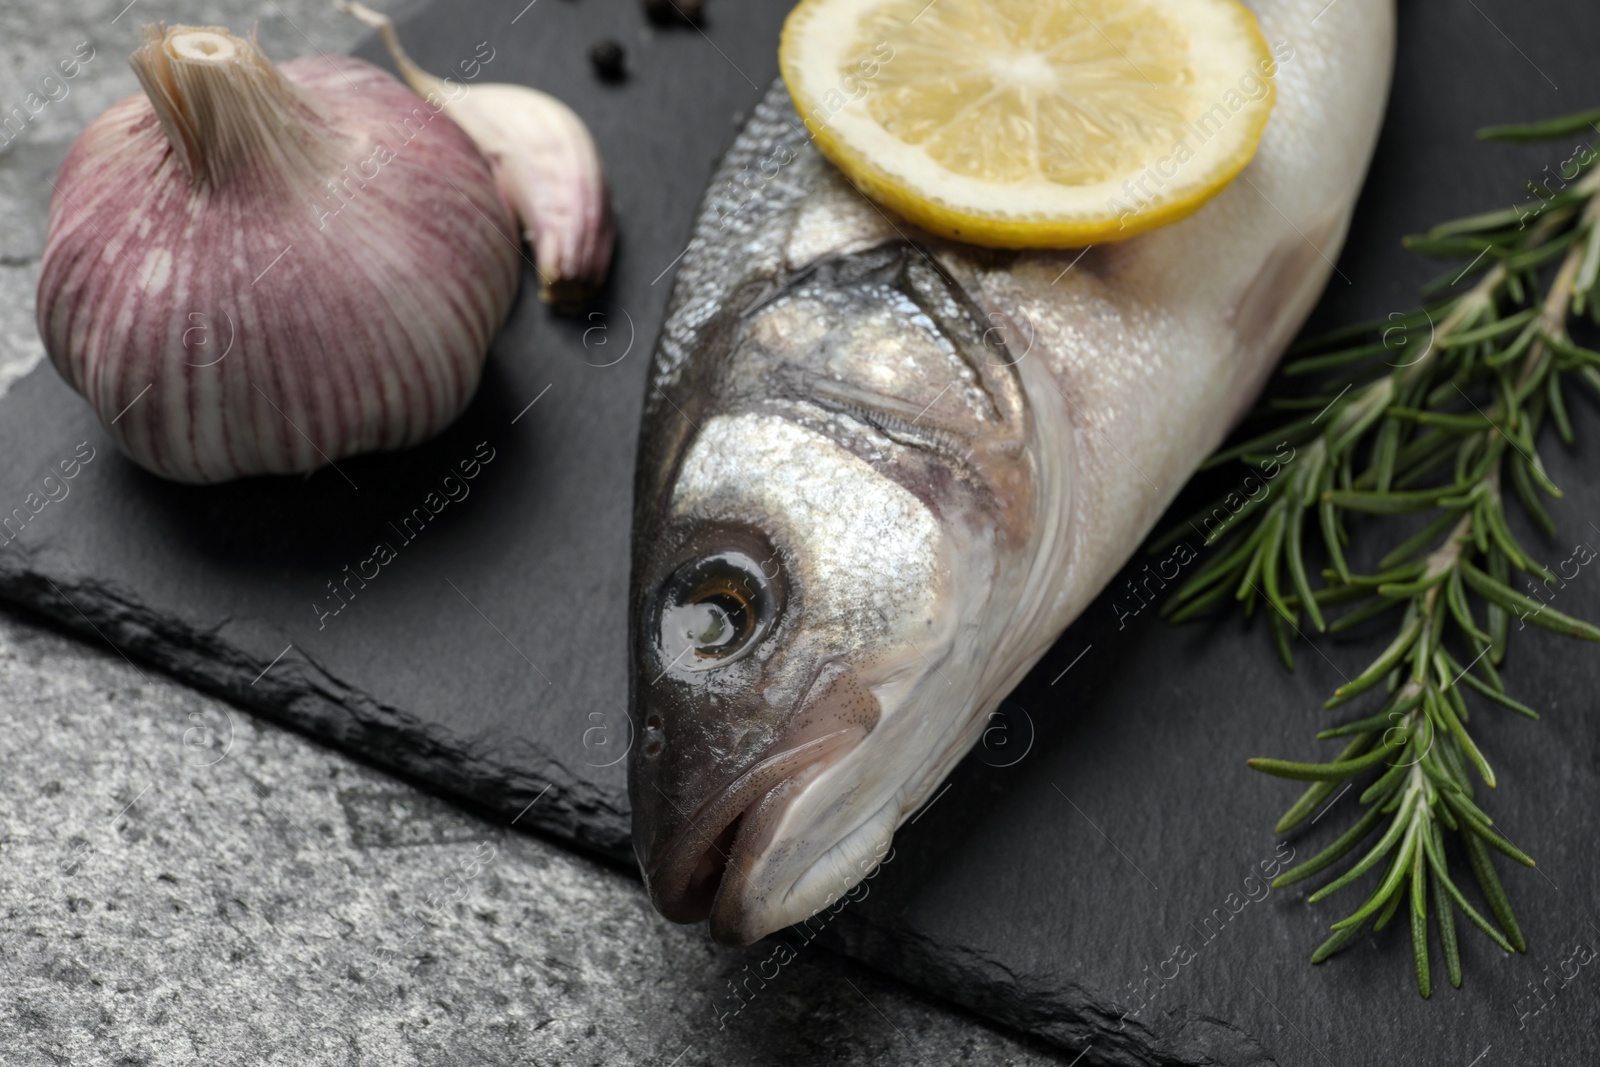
[
  {"left": 1389, "top": 408, "right": 1497, "bottom": 432},
  {"left": 1310, "top": 923, "right": 1366, "bottom": 964},
  {"left": 1486, "top": 321, "right": 1541, "bottom": 366},
  {"left": 1454, "top": 668, "right": 1541, "bottom": 719},
  {"left": 1548, "top": 367, "right": 1575, "bottom": 444},
  {"left": 1283, "top": 339, "right": 1395, "bottom": 377},
  {"left": 1427, "top": 205, "right": 1537, "bottom": 239},
  {"left": 1411, "top": 837, "right": 1429, "bottom": 919},
  {"left": 1403, "top": 234, "right": 1499, "bottom": 259},
  {"left": 1468, "top": 636, "right": 1505, "bottom": 690},
  {"left": 1477, "top": 105, "right": 1600, "bottom": 142},
  {"left": 1435, "top": 690, "right": 1496, "bottom": 788},
  {"left": 1288, "top": 305, "right": 1444, "bottom": 353},
  {"left": 1274, "top": 734, "right": 1376, "bottom": 831},
  {"left": 1420, "top": 756, "right": 1464, "bottom": 795},
  {"left": 1235, "top": 512, "right": 1278, "bottom": 601},
  {"left": 1319, "top": 710, "right": 1399, "bottom": 741},
  {"left": 1504, "top": 269, "right": 1525, "bottom": 306},
  {"left": 1330, "top": 823, "right": 1421, "bottom": 929},
  {"left": 1324, "top": 487, "right": 1459, "bottom": 514},
  {"left": 1467, "top": 822, "right": 1537, "bottom": 868},
  {"left": 1411, "top": 875, "right": 1431, "bottom": 999},
  {"left": 1162, "top": 582, "right": 1234, "bottom": 624},
  {"left": 1168, "top": 527, "right": 1263, "bottom": 602},
  {"left": 1276, "top": 778, "right": 1340, "bottom": 830},
  {"left": 1361, "top": 752, "right": 1414, "bottom": 804},
  {"left": 1378, "top": 568, "right": 1453, "bottom": 599},
  {"left": 1436, "top": 858, "right": 1517, "bottom": 954},
  {"left": 1460, "top": 560, "right": 1600, "bottom": 640},
  {"left": 1543, "top": 330, "right": 1600, "bottom": 364},
  {"left": 1445, "top": 795, "right": 1535, "bottom": 866},
  {"left": 1443, "top": 789, "right": 1495, "bottom": 830},
  {"left": 1374, "top": 878, "right": 1407, "bottom": 932},
  {"left": 1432, "top": 860, "right": 1464, "bottom": 988},
  {"left": 1328, "top": 595, "right": 1403, "bottom": 635},
  {"left": 1505, "top": 226, "right": 1587, "bottom": 273},
  {"left": 1311, "top": 793, "right": 1419, "bottom": 903},
  {"left": 1203, "top": 416, "right": 1321, "bottom": 469},
  {"left": 1444, "top": 571, "right": 1494, "bottom": 647},
  {"left": 1248, "top": 740, "right": 1395, "bottom": 780},
  {"left": 1508, "top": 454, "right": 1557, "bottom": 537},
  {"left": 1478, "top": 501, "right": 1539, "bottom": 574},
  {"left": 1379, "top": 510, "right": 1465, "bottom": 570},
  {"left": 1319, "top": 496, "right": 1353, "bottom": 582},
  {"left": 1438, "top": 307, "right": 1538, "bottom": 345},
  {"left": 1268, "top": 609, "right": 1296, "bottom": 670},
  {"left": 1287, "top": 507, "right": 1326, "bottom": 632},
  {"left": 1464, "top": 831, "right": 1528, "bottom": 952},
  {"left": 1487, "top": 553, "right": 1511, "bottom": 662},
  {"left": 1274, "top": 802, "right": 1389, "bottom": 887},
  {"left": 1342, "top": 562, "right": 1427, "bottom": 591},
  {"left": 1328, "top": 617, "right": 1423, "bottom": 706}
]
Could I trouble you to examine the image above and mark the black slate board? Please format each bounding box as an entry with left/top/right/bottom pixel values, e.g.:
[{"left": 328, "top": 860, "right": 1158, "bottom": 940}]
[{"left": 2, "top": 1, "right": 1598, "bottom": 1064}]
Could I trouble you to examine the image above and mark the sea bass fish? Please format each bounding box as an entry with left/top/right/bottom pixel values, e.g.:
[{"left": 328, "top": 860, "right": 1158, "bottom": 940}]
[{"left": 629, "top": 0, "right": 1394, "bottom": 944}]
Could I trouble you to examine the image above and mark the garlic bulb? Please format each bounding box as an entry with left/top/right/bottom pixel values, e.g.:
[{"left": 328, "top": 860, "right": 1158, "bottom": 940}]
[
  {"left": 342, "top": 2, "right": 615, "bottom": 307},
  {"left": 36, "top": 24, "right": 520, "bottom": 484}
]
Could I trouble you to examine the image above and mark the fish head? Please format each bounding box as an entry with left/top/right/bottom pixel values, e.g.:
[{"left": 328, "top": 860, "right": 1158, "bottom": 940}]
[
  {"left": 630, "top": 245, "right": 1045, "bottom": 945},
  {"left": 629, "top": 414, "right": 957, "bottom": 944}
]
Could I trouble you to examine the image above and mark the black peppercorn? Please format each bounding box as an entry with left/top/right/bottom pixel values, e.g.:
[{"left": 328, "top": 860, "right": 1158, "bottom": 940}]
[
  {"left": 643, "top": 0, "right": 703, "bottom": 26},
  {"left": 588, "top": 39, "right": 626, "bottom": 82}
]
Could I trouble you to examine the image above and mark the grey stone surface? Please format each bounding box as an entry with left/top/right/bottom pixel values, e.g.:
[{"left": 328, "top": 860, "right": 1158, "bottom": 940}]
[
  {"left": 0, "top": 1, "right": 1061, "bottom": 1063},
  {"left": 0, "top": 603, "right": 1065, "bottom": 1066}
]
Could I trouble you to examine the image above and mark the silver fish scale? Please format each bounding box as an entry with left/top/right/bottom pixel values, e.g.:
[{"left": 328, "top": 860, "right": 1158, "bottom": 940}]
[{"left": 647, "top": 82, "right": 829, "bottom": 412}]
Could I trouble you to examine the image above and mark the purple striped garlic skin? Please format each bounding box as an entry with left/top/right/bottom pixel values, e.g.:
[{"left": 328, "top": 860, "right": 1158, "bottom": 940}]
[{"left": 36, "top": 26, "right": 521, "bottom": 484}]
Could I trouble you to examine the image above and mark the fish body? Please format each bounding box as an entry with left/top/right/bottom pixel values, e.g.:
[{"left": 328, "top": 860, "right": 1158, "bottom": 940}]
[{"left": 629, "top": 0, "right": 1395, "bottom": 944}]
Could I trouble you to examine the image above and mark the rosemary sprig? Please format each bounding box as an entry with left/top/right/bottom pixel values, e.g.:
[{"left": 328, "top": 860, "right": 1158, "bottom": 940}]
[{"left": 1162, "top": 107, "right": 1600, "bottom": 997}]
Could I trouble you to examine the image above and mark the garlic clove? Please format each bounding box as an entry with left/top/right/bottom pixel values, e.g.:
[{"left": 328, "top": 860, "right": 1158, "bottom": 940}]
[
  {"left": 433, "top": 83, "right": 616, "bottom": 309},
  {"left": 36, "top": 24, "right": 520, "bottom": 483},
  {"left": 341, "top": 1, "right": 616, "bottom": 308}
]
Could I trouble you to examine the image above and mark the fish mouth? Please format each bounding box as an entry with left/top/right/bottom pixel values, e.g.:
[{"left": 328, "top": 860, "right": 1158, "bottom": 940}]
[{"left": 644, "top": 726, "right": 864, "bottom": 942}]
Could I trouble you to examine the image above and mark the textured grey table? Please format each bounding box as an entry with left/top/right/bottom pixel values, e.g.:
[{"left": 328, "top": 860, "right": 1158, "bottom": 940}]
[{"left": 0, "top": 2, "right": 1060, "bottom": 1064}]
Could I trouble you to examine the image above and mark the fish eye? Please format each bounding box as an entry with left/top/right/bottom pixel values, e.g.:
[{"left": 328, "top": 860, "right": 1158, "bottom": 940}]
[{"left": 656, "top": 551, "right": 778, "bottom": 670}]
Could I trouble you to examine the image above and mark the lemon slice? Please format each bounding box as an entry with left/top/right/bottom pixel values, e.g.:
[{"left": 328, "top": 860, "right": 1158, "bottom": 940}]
[{"left": 780, "top": 0, "right": 1278, "bottom": 247}]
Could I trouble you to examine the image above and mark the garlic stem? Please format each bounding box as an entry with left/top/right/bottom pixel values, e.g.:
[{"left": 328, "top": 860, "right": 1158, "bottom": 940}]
[
  {"left": 339, "top": 1, "right": 615, "bottom": 306},
  {"left": 337, "top": 4, "right": 444, "bottom": 100},
  {"left": 129, "top": 24, "right": 330, "bottom": 188}
]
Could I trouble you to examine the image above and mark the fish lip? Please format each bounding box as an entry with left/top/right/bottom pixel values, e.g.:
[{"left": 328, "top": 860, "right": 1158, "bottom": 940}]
[
  {"left": 642, "top": 654, "right": 844, "bottom": 879},
  {"left": 643, "top": 726, "right": 863, "bottom": 934}
]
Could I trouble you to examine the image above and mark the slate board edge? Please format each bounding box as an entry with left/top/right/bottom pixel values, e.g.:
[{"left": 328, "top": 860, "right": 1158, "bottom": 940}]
[
  {"left": 0, "top": 538, "right": 1300, "bottom": 1067},
  {"left": 0, "top": 550, "right": 635, "bottom": 865},
  {"left": 821, "top": 912, "right": 1278, "bottom": 1067}
]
